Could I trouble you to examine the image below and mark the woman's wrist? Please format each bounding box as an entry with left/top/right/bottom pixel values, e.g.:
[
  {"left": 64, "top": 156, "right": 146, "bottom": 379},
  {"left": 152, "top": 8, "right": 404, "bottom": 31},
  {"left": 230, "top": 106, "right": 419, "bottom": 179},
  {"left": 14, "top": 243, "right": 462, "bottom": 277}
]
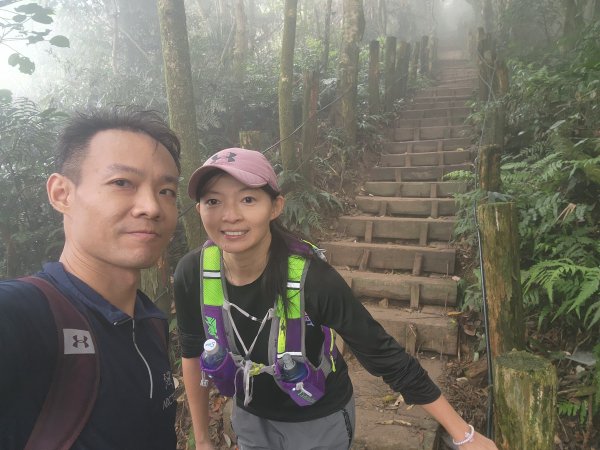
[{"left": 451, "top": 424, "right": 475, "bottom": 446}]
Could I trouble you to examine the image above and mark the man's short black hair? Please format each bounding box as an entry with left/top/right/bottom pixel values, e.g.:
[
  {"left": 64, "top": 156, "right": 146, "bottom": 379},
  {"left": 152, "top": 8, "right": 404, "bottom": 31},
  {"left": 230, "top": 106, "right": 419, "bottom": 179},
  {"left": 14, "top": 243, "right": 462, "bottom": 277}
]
[{"left": 56, "top": 107, "right": 181, "bottom": 183}]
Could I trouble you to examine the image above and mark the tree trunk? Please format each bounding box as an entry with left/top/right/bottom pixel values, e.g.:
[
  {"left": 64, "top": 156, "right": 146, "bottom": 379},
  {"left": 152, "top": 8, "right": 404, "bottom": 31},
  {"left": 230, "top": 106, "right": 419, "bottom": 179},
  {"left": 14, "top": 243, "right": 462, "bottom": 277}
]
[
  {"left": 140, "top": 254, "right": 172, "bottom": 316},
  {"left": 562, "top": 0, "right": 583, "bottom": 37},
  {"left": 428, "top": 36, "right": 438, "bottom": 75},
  {"left": 378, "top": 0, "right": 387, "bottom": 35},
  {"left": 301, "top": 69, "right": 319, "bottom": 181},
  {"left": 231, "top": 0, "right": 247, "bottom": 143},
  {"left": 383, "top": 36, "right": 396, "bottom": 113},
  {"left": 409, "top": 40, "right": 420, "bottom": 85},
  {"left": 239, "top": 131, "right": 264, "bottom": 150},
  {"left": 339, "top": 0, "right": 365, "bottom": 146},
  {"left": 157, "top": 0, "right": 204, "bottom": 251},
  {"left": 398, "top": 41, "right": 411, "bottom": 100},
  {"left": 476, "top": 202, "right": 525, "bottom": 358},
  {"left": 368, "top": 40, "right": 381, "bottom": 114},
  {"left": 0, "top": 223, "right": 17, "bottom": 279},
  {"left": 321, "top": 0, "right": 333, "bottom": 75},
  {"left": 494, "top": 351, "right": 557, "bottom": 450},
  {"left": 279, "top": 0, "right": 299, "bottom": 171},
  {"left": 483, "top": 0, "right": 494, "bottom": 33},
  {"left": 419, "top": 35, "right": 429, "bottom": 76}
]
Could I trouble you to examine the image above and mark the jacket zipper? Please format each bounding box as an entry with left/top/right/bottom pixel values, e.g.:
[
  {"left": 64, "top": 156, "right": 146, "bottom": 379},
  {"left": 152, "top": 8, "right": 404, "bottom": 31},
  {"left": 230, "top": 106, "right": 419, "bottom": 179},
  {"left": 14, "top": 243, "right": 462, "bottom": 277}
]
[{"left": 132, "top": 319, "right": 154, "bottom": 399}]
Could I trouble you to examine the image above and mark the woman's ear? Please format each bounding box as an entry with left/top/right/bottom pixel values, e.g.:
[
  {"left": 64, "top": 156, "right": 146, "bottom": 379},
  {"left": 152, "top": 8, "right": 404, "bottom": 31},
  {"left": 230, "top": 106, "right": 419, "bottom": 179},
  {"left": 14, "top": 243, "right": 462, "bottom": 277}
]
[
  {"left": 47, "top": 173, "right": 73, "bottom": 214},
  {"left": 271, "top": 195, "right": 285, "bottom": 220}
]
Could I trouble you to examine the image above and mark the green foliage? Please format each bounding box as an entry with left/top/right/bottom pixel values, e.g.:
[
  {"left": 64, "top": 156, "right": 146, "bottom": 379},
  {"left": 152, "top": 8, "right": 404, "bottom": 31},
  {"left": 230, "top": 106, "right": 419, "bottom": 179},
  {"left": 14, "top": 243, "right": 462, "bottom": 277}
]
[
  {"left": 0, "top": 96, "right": 66, "bottom": 278},
  {"left": 279, "top": 170, "right": 342, "bottom": 236},
  {"left": 523, "top": 260, "right": 600, "bottom": 329},
  {"left": 0, "top": 1, "right": 69, "bottom": 74}
]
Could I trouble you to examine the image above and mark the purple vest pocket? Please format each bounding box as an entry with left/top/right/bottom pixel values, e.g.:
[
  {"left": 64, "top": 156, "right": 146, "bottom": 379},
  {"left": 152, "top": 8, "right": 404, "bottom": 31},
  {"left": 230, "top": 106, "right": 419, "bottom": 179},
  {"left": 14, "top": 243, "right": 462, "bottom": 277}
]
[
  {"left": 200, "top": 351, "right": 238, "bottom": 397},
  {"left": 275, "top": 362, "right": 327, "bottom": 407}
]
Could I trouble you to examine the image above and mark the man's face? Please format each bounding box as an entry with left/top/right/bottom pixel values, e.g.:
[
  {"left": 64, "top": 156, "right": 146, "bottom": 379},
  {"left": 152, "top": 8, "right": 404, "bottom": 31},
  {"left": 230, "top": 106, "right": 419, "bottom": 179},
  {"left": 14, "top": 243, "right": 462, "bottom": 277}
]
[{"left": 59, "top": 129, "right": 179, "bottom": 271}]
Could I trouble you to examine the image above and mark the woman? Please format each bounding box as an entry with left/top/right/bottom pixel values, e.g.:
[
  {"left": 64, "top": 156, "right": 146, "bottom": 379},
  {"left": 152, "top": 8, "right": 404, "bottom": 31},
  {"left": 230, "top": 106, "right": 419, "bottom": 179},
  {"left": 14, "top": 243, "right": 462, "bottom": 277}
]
[{"left": 174, "top": 148, "right": 497, "bottom": 450}]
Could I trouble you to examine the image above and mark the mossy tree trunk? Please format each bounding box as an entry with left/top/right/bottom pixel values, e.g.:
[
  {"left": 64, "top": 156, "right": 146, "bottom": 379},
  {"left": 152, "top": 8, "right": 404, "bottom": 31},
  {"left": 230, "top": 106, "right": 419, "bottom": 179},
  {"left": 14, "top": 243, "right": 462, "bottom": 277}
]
[
  {"left": 279, "top": 0, "right": 298, "bottom": 171},
  {"left": 301, "top": 69, "right": 319, "bottom": 181},
  {"left": 368, "top": 40, "right": 380, "bottom": 114},
  {"left": 494, "top": 351, "right": 557, "bottom": 450},
  {"left": 383, "top": 36, "right": 396, "bottom": 113},
  {"left": 476, "top": 202, "right": 525, "bottom": 358},
  {"left": 156, "top": 0, "right": 204, "bottom": 314},
  {"left": 339, "top": 0, "right": 365, "bottom": 146}
]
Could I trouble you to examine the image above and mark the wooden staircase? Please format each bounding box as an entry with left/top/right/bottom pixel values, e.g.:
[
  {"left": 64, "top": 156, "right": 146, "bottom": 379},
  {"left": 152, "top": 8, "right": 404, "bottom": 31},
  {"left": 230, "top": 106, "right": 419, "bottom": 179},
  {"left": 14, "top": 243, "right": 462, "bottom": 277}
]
[{"left": 321, "top": 57, "right": 477, "bottom": 449}]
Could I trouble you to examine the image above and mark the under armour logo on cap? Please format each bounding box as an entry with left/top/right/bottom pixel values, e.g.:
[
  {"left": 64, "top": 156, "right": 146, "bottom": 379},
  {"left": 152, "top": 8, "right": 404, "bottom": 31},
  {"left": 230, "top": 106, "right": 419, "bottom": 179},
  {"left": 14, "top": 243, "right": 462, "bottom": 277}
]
[
  {"left": 211, "top": 152, "right": 237, "bottom": 163},
  {"left": 63, "top": 329, "right": 95, "bottom": 354}
]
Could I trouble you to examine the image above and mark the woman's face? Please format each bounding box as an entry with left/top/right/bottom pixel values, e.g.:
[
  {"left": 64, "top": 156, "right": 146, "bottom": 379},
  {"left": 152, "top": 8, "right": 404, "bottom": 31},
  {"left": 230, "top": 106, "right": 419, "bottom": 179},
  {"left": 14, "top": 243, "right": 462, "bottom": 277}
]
[{"left": 196, "top": 173, "right": 284, "bottom": 258}]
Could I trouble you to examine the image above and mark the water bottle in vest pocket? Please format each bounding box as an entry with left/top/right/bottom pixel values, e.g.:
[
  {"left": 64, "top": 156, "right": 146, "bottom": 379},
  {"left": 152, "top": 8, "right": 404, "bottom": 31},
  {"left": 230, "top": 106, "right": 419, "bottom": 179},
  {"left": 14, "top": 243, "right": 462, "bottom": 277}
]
[
  {"left": 275, "top": 353, "right": 326, "bottom": 407},
  {"left": 200, "top": 339, "right": 238, "bottom": 397}
]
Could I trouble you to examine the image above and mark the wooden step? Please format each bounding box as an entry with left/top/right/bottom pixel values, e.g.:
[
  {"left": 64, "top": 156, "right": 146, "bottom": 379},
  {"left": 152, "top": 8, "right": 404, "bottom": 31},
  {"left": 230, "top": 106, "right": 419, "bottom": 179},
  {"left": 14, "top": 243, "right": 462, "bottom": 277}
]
[
  {"left": 370, "top": 163, "right": 472, "bottom": 182},
  {"left": 335, "top": 268, "right": 457, "bottom": 306},
  {"left": 365, "top": 305, "right": 458, "bottom": 355},
  {"left": 364, "top": 181, "right": 468, "bottom": 197},
  {"left": 337, "top": 216, "right": 456, "bottom": 243},
  {"left": 384, "top": 137, "right": 471, "bottom": 154},
  {"left": 398, "top": 106, "right": 471, "bottom": 119},
  {"left": 355, "top": 196, "right": 456, "bottom": 217},
  {"left": 381, "top": 149, "right": 472, "bottom": 167},
  {"left": 408, "top": 99, "right": 469, "bottom": 110},
  {"left": 394, "top": 115, "right": 468, "bottom": 128},
  {"left": 320, "top": 241, "right": 456, "bottom": 275},
  {"left": 388, "top": 125, "right": 471, "bottom": 142},
  {"left": 416, "top": 86, "right": 474, "bottom": 98},
  {"left": 411, "top": 94, "right": 472, "bottom": 104}
]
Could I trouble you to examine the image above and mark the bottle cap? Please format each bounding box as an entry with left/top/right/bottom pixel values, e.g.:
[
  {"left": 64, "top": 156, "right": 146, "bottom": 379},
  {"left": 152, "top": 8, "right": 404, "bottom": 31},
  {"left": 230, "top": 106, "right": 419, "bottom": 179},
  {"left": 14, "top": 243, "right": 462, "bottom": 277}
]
[
  {"left": 281, "top": 353, "right": 295, "bottom": 370},
  {"left": 204, "top": 339, "right": 218, "bottom": 354}
]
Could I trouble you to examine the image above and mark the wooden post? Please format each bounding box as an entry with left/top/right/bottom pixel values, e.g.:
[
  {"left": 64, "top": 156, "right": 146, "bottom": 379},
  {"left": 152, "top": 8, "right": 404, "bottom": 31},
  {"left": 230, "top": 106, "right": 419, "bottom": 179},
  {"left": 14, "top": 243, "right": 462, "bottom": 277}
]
[
  {"left": 476, "top": 202, "right": 525, "bottom": 358},
  {"left": 409, "top": 40, "right": 420, "bottom": 85},
  {"left": 478, "top": 144, "right": 501, "bottom": 192},
  {"left": 395, "top": 40, "right": 410, "bottom": 101},
  {"left": 301, "top": 69, "right": 319, "bottom": 180},
  {"left": 239, "top": 130, "right": 264, "bottom": 150},
  {"left": 477, "top": 27, "right": 495, "bottom": 102},
  {"left": 494, "top": 351, "right": 557, "bottom": 450},
  {"left": 383, "top": 36, "right": 397, "bottom": 113},
  {"left": 428, "top": 36, "right": 438, "bottom": 77},
  {"left": 368, "top": 40, "right": 381, "bottom": 114},
  {"left": 419, "top": 35, "right": 429, "bottom": 76},
  {"left": 491, "top": 57, "right": 509, "bottom": 149}
]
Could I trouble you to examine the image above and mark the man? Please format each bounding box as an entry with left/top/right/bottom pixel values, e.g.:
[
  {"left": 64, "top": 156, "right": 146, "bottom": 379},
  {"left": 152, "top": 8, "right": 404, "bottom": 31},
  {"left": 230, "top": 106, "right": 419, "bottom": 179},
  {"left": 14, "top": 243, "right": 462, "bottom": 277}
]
[{"left": 0, "top": 108, "right": 181, "bottom": 449}]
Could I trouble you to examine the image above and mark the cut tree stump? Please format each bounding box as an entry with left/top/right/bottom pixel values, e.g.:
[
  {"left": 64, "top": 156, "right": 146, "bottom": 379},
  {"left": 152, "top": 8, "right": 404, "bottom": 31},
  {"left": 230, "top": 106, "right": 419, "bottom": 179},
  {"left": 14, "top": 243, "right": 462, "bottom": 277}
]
[{"left": 493, "top": 351, "right": 557, "bottom": 450}]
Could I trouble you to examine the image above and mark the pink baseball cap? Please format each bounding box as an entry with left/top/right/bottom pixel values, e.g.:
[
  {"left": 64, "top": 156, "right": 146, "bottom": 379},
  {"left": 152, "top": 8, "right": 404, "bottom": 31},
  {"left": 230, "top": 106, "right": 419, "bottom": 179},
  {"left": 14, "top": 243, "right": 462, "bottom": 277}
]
[{"left": 187, "top": 148, "right": 280, "bottom": 200}]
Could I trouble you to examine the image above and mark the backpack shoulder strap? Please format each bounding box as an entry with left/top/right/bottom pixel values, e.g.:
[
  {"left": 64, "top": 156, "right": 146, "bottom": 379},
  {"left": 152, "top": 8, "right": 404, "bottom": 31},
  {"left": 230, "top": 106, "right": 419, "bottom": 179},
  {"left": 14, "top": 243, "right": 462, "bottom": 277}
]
[{"left": 20, "top": 276, "right": 99, "bottom": 450}]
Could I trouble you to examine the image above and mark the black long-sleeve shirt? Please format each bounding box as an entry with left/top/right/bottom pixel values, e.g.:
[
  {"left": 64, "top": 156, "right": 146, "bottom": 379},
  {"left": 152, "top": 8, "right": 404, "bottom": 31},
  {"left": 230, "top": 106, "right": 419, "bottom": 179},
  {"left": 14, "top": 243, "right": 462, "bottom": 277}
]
[{"left": 174, "top": 248, "right": 441, "bottom": 422}]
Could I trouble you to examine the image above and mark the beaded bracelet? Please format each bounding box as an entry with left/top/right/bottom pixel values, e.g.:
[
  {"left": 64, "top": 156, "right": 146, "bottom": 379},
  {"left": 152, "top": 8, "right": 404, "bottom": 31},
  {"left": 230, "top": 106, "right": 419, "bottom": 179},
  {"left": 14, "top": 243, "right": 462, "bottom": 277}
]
[{"left": 452, "top": 424, "right": 475, "bottom": 446}]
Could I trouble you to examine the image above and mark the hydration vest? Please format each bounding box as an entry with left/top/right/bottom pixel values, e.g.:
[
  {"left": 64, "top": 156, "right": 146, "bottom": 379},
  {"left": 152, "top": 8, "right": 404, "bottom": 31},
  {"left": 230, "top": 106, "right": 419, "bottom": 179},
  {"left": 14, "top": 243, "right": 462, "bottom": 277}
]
[{"left": 199, "top": 243, "right": 337, "bottom": 407}]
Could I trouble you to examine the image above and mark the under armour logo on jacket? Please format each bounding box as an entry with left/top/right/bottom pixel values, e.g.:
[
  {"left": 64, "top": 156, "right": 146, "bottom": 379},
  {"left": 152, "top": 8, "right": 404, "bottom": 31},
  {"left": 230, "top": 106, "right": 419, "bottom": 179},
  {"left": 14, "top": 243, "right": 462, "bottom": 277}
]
[
  {"left": 63, "top": 328, "right": 95, "bottom": 354},
  {"left": 211, "top": 152, "right": 237, "bottom": 163}
]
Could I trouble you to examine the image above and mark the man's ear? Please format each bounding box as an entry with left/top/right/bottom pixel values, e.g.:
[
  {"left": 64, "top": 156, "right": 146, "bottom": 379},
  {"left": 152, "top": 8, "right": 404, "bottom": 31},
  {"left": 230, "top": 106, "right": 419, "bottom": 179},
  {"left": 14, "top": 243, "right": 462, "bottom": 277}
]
[
  {"left": 47, "top": 173, "right": 73, "bottom": 214},
  {"left": 271, "top": 195, "right": 285, "bottom": 220}
]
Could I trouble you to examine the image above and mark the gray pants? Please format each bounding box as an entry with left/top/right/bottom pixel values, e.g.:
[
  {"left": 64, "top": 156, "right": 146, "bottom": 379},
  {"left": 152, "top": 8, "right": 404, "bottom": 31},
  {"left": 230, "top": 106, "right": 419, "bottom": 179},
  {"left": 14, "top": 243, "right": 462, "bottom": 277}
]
[{"left": 231, "top": 397, "right": 355, "bottom": 450}]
